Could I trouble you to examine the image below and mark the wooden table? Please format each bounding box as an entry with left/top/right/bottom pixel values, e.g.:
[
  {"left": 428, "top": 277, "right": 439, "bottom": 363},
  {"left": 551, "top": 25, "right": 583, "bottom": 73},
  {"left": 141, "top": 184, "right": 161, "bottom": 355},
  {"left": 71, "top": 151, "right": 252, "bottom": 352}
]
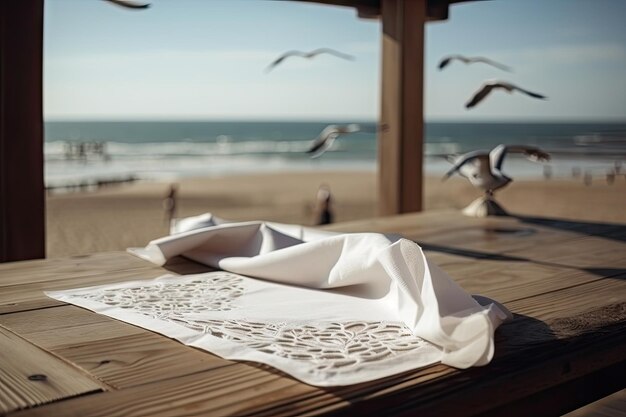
[{"left": 1, "top": 210, "right": 625, "bottom": 416}]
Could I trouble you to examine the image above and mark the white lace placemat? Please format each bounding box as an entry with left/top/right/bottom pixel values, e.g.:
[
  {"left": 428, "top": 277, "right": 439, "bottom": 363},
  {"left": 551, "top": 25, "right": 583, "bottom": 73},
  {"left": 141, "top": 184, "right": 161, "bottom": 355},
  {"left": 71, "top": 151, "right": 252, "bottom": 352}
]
[
  {"left": 48, "top": 272, "right": 444, "bottom": 386},
  {"left": 46, "top": 213, "right": 512, "bottom": 386}
]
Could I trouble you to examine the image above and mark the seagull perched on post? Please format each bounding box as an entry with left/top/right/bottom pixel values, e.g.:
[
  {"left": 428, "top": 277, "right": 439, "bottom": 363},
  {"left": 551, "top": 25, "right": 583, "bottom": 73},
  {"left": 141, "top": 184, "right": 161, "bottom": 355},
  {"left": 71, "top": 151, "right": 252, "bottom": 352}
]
[
  {"left": 465, "top": 80, "right": 547, "bottom": 109},
  {"left": 443, "top": 144, "right": 550, "bottom": 216},
  {"left": 265, "top": 48, "right": 354, "bottom": 72},
  {"left": 438, "top": 55, "right": 512, "bottom": 72},
  {"left": 306, "top": 124, "right": 362, "bottom": 158}
]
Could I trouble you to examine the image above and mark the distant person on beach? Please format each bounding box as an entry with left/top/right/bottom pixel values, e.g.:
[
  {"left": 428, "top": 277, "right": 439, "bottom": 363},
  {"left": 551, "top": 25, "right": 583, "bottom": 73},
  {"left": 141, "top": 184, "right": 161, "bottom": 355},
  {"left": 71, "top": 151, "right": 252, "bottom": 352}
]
[
  {"left": 313, "top": 184, "right": 334, "bottom": 225},
  {"left": 163, "top": 184, "right": 178, "bottom": 229},
  {"left": 78, "top": 142, "right": 86, "bottom": 161}
]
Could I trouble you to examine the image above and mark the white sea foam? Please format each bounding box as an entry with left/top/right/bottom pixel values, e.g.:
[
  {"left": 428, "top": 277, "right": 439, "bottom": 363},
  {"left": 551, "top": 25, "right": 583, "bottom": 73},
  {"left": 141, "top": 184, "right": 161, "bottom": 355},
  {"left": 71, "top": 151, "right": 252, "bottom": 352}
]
[{"left": 43, "top": 121, "right": 626, "bottom": 189}]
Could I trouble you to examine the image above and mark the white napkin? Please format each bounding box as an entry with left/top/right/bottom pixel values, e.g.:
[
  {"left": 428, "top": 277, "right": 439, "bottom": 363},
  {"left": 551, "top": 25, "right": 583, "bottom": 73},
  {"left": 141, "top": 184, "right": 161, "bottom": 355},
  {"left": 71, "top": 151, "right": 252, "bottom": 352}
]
[{"left": 47, "top": 213, "right": 511, "bottom": 386}]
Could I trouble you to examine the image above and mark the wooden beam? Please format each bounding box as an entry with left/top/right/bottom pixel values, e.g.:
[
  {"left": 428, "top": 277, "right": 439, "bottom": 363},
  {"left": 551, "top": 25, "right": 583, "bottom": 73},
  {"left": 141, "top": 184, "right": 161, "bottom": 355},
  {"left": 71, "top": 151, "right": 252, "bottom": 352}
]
[
  {"left": 0, "top": 1, "right": 45, "bottom": 262},
  {"left": 378, "top": 0, "right": 425, "bottom": 215},
  {"left": 295, "top": 0, "right": 467, "bottom": 21}
]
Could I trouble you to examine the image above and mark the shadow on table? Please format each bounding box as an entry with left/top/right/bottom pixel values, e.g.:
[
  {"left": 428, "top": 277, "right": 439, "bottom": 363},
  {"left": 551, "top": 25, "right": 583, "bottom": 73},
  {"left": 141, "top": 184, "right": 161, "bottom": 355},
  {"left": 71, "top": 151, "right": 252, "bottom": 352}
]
[
  {"left": 266, "top": 310, "right": 622, "bottom": 416},
  {"left": 420, "top": 242, "right": 626, "bottom": 280},
  {"left": 242, "top": 313, "right": 569, "bottom": 415},
  {"left": 161, "top": 256, "right": 216, "bottom": 275},
  {"left": 512, "top": 214, "right": 626, "bottom": 243},
  {"left": 417, "top": 213, "right": 626, "bottom": 281}
]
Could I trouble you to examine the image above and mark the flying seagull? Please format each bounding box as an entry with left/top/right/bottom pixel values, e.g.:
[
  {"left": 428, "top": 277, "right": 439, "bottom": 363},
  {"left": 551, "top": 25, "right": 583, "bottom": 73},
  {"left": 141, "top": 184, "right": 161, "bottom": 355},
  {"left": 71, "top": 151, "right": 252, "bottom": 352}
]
[
  {"left": 103, "top": 0, "right": 150, "bottom": 9},
  {"left": 438, "top": 55, "right": 512, "bottom": 72},
  {"left": 265, "top": 48, "right": 354, "bottom": 72},
  {"left": 443, "top": 144, "right": 551, "bottom": 194},
  {"left": 306, "top": 124, "right": 362, "bottom": 158},
  {"left": 465, "top": 80, "right": 547, "bottom": 109}
]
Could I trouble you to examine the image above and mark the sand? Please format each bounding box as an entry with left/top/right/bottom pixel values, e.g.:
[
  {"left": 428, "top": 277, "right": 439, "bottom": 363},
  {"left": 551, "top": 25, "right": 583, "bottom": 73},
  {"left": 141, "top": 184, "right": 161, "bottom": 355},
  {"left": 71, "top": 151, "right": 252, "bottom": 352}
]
[{"left": 46, "top": 171, "right": 626, "bottom": 258}]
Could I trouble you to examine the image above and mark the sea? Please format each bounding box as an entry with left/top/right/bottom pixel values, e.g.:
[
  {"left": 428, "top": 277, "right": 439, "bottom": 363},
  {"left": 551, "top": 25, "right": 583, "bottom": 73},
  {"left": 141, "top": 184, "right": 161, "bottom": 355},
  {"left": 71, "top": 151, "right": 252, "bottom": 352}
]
[{"left": 44, "top": 121, "right": 626, "bottom": 190}]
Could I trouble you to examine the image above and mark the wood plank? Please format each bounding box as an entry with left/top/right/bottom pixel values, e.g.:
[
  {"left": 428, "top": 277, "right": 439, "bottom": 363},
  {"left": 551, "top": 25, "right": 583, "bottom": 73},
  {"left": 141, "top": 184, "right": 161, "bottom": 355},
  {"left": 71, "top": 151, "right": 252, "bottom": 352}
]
[
  {"left": 0, "top": 269, "right": 166, "bottom": 315},
  {"left": 504, "top": 235, "right": 626, "bottom": 268},
  {"left": 564, "top": 389, "right": 626, "bottom": 417},
  {"left": 0, "top": 1, "right": 45, "bottom": 262},
  {"left": 323, "top": 210, "right": 464, "bottom": 233},
  {"left": 52, "top": 332, "right": 231, "bottom": 389},
  {"left": 1, "top": 249, "right": 617, "bottom": 339},
  {"left": 0, "top": 253, "right": 213, "bottom": 315},
  {"left": 6, "top": 319, "right": 146, "bottom": 351},
  {"left": 1, "top": 305, "right": 151, "bottom": 350},
  {"left": 0, "top": 252, "right": 151, "bottom": 287},
  {"left": 12, "top": 310, "right": 625, "bottom": 417},
  {"left": 388, "top": 214, "right": 621, "bottom": 251},
  {"left": 415, "top": 223, "right": 583, "bottom": 253},
  {"left": 0, "top": 252, "right": 210, "bottom": 287},
  {"left": 433, "top": 260, "right": 617, "bottom": 304},
  {"left": 506, "top": 279, "right": 626, "bottom": 322},
  {"left": 333, "top": 212, "right": 625, "bottom": 303},
  {"left": 0, "top": 305, "right": 112, "bottom": 334},
  {"left": 13, "top": 363, "right": 316, "bottom": 417},
  {"left": 378, "top": 0, "right": 426, "bottom": 215},
  {"left": 0, "top": 306, "right": 233, "bottom": 389},
  {"left": 410, "top": 224, "right": 583, "bottom": 255},
  {"left": 0, "top": 325, "right": 103, "bottom": 414},
  {"left": 8, "top": 275, "right": 626, "bottom": 417},
  {"left": 2, "top": 212, "right": 625, "bottom": 415},
  {"left": 326, "top": 210, "right": 594, "bottom": 256},
  {"left": 351, "top": 336, "right": 625, "bottom": 417}
]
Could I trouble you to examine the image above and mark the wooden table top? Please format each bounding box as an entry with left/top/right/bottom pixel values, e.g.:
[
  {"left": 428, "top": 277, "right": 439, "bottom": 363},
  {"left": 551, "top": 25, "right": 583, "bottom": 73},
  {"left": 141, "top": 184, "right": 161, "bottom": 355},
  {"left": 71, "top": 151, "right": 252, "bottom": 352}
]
[{"left": 1, "top": 210, "right": 625, "bottom": 417}]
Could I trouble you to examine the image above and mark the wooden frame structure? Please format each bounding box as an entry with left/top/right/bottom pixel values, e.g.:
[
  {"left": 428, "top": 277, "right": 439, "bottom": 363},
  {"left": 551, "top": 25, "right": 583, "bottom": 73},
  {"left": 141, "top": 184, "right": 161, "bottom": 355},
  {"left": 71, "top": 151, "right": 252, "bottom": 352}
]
[
  {"left": 0, "top": 0, "right": 465, "bottom": 262},
  {"left": 0, "top": 1, "right": 45, "bottom": 262},
  {"left": 378, "top": 0, "right": 426, "bottom": 215},
  {"left": 301, "top": 0, "right": 471, "bottom": 215}
]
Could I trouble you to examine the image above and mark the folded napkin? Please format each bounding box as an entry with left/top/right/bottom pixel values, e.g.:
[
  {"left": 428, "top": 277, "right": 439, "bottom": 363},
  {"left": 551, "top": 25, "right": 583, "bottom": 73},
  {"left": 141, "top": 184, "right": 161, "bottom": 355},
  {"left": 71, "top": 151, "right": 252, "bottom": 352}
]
[{"left": 47, "top": 213, "right": 511, "bottom": 386}]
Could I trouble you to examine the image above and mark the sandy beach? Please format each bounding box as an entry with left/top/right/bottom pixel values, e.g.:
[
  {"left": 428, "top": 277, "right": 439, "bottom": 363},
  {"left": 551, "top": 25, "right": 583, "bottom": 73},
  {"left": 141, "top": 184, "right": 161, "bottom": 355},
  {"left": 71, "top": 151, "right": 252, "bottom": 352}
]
[{"left": 46, "top": 171, "right": 626, "bottom": 258}]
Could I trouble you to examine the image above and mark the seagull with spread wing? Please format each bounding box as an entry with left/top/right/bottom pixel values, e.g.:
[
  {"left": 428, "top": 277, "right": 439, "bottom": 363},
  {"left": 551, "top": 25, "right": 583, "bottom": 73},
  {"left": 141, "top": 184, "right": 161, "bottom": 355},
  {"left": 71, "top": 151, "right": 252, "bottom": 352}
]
[
  {"left": 438, "top": 55, "right": 512, "bottom": 72},
  {"left": 103, "top": 0, "right": 150, "bottom": 9},
  {"left": 265, "top": 48, "right": 354, "bottom": 72},
  {"left": 465, "top": 80, "right": 547, "bottom": 109},
  {"left": 306, "top": 124, "right": 362, "bottom": 158},
  {"left": 443, "top": 144, "right": 551, "bottom": 195}
]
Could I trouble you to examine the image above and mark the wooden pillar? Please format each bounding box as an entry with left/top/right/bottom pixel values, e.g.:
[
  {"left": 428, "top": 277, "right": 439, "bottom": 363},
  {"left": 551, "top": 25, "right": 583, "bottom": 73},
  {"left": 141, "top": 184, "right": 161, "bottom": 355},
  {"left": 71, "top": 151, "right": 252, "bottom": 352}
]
[
  {"left": 378, "top": 0, "right": 425, "bottom": 215},
  {"left": 0, "top": 1, "right": 45, "bottom": 262}
]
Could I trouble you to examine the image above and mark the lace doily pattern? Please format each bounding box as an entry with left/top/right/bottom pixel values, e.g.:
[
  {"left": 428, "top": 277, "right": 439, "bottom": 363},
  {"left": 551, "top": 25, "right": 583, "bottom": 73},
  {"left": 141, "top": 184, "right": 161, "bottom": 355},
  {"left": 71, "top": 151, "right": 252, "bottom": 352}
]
[
  {"left": 68, "top": 272, "right": 433, "bottom": 377},
  {"left": 184, "top": 319, "right": 430, "bottom": 373},
  {"left": 79, "top": 273, "right": 244, "bottom": 318}
]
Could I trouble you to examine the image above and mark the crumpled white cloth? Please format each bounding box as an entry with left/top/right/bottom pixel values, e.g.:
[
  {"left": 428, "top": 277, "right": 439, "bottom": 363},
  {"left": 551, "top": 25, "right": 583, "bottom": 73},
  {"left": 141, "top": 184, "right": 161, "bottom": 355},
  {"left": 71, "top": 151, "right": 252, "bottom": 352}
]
[{"left": 47, "top": 213, "right": 512, "bottom": 386}]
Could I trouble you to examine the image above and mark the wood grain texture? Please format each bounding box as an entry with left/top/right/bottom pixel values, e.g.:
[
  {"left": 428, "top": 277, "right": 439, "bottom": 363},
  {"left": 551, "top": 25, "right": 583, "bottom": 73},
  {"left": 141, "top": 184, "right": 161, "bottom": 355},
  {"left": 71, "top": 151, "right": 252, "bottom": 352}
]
[
  {"left": 506, "top": 279, "right": 626, "bottom": 321},
  {"left": 0, "top": 252, "right": 209, "bottom": 287},
  {"left": 378, "top": 0, "right": 426, "bottom": 215},
  {"left": 0, "top": 252, "right": 152, "bottom": 287},
  {"left": 11, "top": 319, "right": 624, "bottom": 417},
  {"left": 13, "top": 363, "right": 313, "bottom": 417},
  {"left": 0, "top": 253, "right": 212, "bottom": 314},
  {"left": 7, "top": 280, "right": 625, "bottom": 417},
  {"left": 0, "top": 306, "right": 232, "bottom": 389},
  {"left": 2, "top": 210, "right": 625, "bottom": 416},
  {"left": 0, "top": 325, "right": 103, "bottom": 414}
]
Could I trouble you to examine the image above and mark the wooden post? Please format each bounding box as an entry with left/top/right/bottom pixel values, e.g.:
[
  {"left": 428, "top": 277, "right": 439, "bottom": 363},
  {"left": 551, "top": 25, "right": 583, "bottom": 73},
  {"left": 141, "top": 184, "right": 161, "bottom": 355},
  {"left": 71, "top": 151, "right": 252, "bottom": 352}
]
[
  {"left": 0, "top": 1, "right": 45, "bottom": 262},
  {"left": 378, "top": 0, "right": 425, "bottom": 215}
]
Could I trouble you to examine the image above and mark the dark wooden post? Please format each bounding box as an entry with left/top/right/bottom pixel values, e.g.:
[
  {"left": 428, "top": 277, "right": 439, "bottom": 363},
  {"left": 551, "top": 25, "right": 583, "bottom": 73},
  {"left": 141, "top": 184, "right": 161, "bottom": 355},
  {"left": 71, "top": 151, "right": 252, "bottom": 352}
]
[
  {"left": 378, "top": 0, "right": 425, "bottom": 215},
  {"left": 0, "top": 1, "right": 46, "bottom": 262}
]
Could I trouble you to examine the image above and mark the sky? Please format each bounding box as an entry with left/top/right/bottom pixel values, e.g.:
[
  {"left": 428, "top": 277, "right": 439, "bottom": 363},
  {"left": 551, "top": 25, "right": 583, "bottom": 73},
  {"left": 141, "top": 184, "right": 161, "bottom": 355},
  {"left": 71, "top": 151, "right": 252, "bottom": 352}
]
[{"left": 44, "top": 0, "right": 626, "bottom": 121}]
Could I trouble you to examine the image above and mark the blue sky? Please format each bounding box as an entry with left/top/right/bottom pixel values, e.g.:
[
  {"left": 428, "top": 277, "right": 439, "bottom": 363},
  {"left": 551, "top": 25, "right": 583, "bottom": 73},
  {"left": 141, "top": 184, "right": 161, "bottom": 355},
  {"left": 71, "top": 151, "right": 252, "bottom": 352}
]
[{"left": 44, "top": 0, "right": 626, "bottom": 121}]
